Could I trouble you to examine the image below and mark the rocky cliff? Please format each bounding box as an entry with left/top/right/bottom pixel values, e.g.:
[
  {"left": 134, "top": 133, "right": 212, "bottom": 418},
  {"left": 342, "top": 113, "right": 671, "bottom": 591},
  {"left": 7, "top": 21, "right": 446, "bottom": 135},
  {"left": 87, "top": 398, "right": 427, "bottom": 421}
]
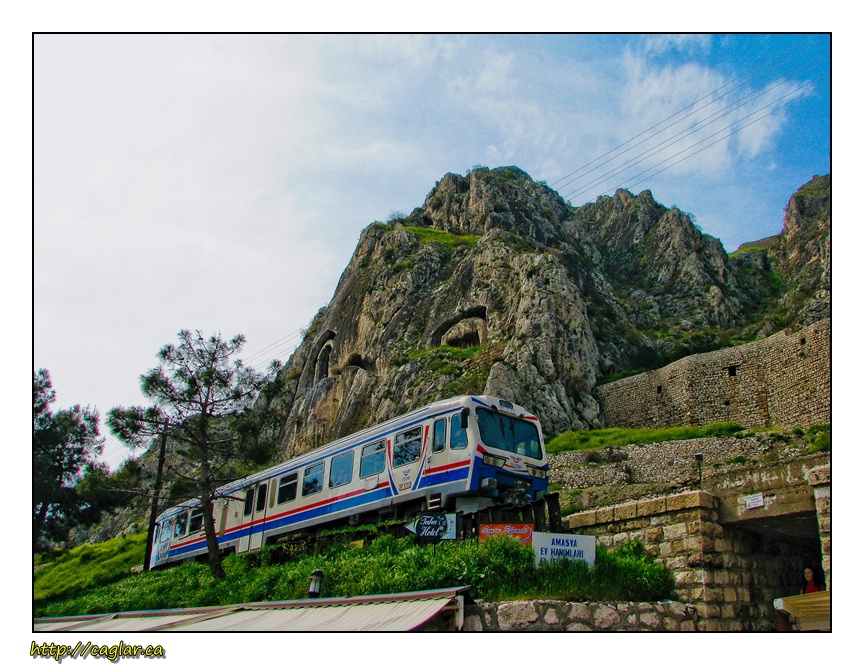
[{"left": 259, "top": 167, "right": 830, "bottom": 458}]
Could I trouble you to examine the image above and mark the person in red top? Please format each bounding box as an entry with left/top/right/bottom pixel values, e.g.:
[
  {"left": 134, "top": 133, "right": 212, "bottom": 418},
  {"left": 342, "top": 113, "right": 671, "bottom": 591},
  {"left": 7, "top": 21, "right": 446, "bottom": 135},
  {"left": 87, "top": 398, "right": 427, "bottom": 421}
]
[{"left": 801, "top": 566, "right": 826, "bottom": 594}]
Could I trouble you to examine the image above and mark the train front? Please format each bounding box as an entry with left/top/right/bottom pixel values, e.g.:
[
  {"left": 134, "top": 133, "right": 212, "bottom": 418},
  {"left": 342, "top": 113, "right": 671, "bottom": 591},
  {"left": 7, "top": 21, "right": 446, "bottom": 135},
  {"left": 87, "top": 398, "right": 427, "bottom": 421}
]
[{"left": 470, "top": 396, "right": 549, "bottom": 506}]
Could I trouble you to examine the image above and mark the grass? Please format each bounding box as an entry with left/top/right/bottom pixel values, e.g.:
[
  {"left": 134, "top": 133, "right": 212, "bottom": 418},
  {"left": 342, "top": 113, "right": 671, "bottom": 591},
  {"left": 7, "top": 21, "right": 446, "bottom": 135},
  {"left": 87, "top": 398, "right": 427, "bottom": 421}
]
[
  {"left": 408, "top": 343, "right": 485, "bottom": 364},
  {"left": 35, "top": 535, "right": 675, "bottom": 618},
  {"left": 34, "top": 532, "right": 148, "bottom": 604},
  {"left": 806, "top": 423, "right": 830, "bottom": 453},
  {"left": 398, "top": 226, "right": 480, "bottom": 248},
  {"left": 546, "top": 422, "right": 745, "bottom": 454}
]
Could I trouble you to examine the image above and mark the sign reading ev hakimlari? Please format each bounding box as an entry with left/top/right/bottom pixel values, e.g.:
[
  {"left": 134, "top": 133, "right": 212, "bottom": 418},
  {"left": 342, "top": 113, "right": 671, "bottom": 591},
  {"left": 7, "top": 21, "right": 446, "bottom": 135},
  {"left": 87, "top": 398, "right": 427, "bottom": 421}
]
[
  {"left": 532, "top": 532, "right": 596, "bottom": 567},
  {"left": 406, "top": 513, "right": 456, "bottom": 541}
]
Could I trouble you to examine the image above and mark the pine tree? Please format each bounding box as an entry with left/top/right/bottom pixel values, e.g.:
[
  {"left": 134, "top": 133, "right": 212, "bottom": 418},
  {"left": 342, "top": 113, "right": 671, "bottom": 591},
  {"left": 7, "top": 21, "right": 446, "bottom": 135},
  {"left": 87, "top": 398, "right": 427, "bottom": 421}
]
[
  {"left": 33, "top": 369, "right": 104, "bottom": 551},
  {"left": 108, "top": 330, "right": 280, "bottom": 579}
]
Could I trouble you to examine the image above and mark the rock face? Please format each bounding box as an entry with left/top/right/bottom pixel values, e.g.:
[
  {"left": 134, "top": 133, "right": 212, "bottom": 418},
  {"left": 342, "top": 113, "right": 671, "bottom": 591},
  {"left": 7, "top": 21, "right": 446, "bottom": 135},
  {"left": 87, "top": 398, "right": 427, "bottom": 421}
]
[
  {"left": 260, "top": 167, "right": 830, "bottom": 458},
  {"left": 769, "top": 174, "right": 831, "bottom": 327}
]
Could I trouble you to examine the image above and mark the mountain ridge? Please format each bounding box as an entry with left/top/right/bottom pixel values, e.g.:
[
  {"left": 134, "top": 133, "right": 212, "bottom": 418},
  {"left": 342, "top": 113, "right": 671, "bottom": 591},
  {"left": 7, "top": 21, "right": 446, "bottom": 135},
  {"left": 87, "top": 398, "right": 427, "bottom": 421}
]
[{"left": 258, "top": 167, "right": 830, "bottom": 458}]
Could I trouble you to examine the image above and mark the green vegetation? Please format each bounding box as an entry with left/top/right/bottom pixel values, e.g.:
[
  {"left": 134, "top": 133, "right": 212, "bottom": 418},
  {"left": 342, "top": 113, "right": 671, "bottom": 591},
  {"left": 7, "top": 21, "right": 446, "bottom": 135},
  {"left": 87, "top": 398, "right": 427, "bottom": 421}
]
[
  {"left": 596, "top": 368, "right": 647, "bottom": 385},
  {"left": 408, "top": 343, "right": 485, "bottom": 364},
  {"left": 441, "top": 370, "right": 488, "bottom": 397},
  {"left": 399, "top": 226, "right": 480, "bottom": 248},
  {"left": 796, "top": 175, "right": 830, "bottom": 200},
  {"left": 806, "top": 423, "right": 830, "bottom": 453},
  {"left": 35, "top": 535, "right": 675, "bottom": 618},
  {"left": 35, "top": 533, "right": 148, "bottom": 605},
  {"left": 547, "top": 422, "right": 745, "bottom": 454},
  {"left": 33, "top": 369, "right": 108, "bottom": 552}
]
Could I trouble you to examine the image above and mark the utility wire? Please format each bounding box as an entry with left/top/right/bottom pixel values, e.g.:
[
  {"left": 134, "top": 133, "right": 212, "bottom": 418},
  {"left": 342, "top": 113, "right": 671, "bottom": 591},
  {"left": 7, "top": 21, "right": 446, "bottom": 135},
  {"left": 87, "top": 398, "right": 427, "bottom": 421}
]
[
  {"left": 550, "top": 35, "right": 828, "bottom": 199},
  {"left": 558, "top": 49, "right": 829, "bottom": 201},
  {"left": 561, "top": 63, "right": 829, "bottom": 203},
  {"left": 597, "top": 78, "right": 830, "bottom": 200},
  {"left": 242, "top": 326, "right": 306, "bottom": 365}
]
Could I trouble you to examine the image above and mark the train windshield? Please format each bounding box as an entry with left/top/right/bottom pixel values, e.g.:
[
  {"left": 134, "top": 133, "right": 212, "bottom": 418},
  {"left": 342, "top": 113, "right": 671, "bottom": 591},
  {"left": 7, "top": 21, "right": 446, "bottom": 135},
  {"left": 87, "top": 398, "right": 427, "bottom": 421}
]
[{"left": 476, "top": 408, "right": 542, "bottom": 460}]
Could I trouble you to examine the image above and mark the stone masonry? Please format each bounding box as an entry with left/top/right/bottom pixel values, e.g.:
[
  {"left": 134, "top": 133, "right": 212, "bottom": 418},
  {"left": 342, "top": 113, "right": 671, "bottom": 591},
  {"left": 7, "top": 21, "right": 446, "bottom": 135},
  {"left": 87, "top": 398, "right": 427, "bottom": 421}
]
[
  {"left": 808, "top": 464, "right": 831, "bottom": 590},
  {"left": 564, "top": 485, "right": 829, "bottom": 632},
  {"left": 461, "top": 599, "right": 698, "bottom": 632},
  {"left": 596, "top": 319, "right": 829, "bottom": 430}
]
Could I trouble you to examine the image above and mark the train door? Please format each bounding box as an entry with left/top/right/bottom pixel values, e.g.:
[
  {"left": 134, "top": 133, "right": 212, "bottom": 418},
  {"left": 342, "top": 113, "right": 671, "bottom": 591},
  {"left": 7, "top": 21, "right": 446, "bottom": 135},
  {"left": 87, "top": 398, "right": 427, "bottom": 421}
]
[
  {"left": 235, "top": 483, "right": 264, "bottom": 553},
  {"left": 151, "top": 516, "right": 174, "bottom": 568},
  {"left": 248, "top": 481, "right": 270, "bottom": 551},
  {"left": 391, "top": 424, "right": 426, "bottom": 495}
]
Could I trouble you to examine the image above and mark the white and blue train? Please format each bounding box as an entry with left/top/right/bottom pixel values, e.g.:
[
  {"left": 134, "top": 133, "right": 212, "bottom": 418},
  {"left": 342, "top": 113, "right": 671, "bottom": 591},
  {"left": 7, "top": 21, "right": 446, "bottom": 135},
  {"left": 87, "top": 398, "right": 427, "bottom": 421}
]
[{"left": 149, "top": 395, "right": 549, "bottom": 570}]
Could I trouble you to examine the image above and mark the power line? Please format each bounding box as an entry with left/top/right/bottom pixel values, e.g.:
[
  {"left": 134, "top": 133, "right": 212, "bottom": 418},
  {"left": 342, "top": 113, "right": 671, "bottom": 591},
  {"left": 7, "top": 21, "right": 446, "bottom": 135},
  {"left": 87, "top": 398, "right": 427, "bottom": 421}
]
[
  {"left": 596, "top": 78, "right": 830, "bottom": 200},
  {"left": 561, "top": 65, "right": 829, "bottom": 203},
  {"left": 550, "top": 35, "right": 828, "bottom": 202},
  {"left": 242, "top": 326, "right": 307, "bottom": 364}
]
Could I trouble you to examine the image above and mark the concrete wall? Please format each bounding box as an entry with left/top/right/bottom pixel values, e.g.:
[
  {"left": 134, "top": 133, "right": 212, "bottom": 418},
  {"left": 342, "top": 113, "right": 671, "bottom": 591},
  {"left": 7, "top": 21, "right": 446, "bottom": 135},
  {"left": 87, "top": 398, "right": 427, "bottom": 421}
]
[{"left": 597, "top": 319, "right": 830, "bottom": 430}]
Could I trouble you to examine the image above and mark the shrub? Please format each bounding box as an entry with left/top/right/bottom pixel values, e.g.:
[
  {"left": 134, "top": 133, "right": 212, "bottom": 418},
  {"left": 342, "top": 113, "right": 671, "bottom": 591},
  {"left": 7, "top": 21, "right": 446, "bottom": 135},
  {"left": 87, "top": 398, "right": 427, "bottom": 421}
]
[{"left": 807, "top": 423, "right": 830, "bottom": 453}]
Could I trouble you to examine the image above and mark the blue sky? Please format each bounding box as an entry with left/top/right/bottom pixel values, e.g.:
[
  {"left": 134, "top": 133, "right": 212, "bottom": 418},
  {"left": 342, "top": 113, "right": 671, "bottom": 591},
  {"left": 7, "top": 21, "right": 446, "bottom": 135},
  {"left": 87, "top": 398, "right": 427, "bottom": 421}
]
[{"left": 32, "top": 34, "right": 832, "bottom": 472}]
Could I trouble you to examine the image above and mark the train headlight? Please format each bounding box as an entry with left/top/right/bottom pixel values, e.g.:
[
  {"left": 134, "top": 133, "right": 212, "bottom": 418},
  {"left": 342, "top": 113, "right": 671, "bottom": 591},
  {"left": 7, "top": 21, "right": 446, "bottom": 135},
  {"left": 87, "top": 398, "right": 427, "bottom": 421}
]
[
  {"left": 483, "top": 454, "right": 506, "bottom": 468},
  {"left": 480, "top": 478, "right": 498, "bottom": 490},
  {"left": 528, "top": 467, "right": 547, "bottom": 479}
]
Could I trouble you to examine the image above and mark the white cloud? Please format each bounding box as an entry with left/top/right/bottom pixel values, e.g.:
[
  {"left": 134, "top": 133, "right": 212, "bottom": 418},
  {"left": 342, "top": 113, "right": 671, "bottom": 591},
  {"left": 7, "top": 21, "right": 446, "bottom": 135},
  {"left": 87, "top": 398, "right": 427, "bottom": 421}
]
[
  {"left": 641, "top": 34, "right": 712, "bottom": 57},
  {"left": 33, "top": 34, "right": 829, "bottom": 467}
]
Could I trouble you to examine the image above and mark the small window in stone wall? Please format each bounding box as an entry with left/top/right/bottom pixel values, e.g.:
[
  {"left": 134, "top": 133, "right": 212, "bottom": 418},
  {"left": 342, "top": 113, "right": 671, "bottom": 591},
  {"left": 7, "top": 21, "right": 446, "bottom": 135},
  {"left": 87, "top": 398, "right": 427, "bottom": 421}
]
[
  {"left": 656, "top": 385, "right": 662, "bottom": 394},
  {"left": 728, "top": 365, "right": 738, "bottom": 377}
]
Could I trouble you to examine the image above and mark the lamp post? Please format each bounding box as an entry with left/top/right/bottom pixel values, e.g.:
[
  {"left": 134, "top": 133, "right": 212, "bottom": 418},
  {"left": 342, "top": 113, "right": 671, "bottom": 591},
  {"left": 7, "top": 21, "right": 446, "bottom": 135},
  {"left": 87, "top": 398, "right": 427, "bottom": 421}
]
[{"left": 307, "top": 569, "right": 324, "bottom": 598}]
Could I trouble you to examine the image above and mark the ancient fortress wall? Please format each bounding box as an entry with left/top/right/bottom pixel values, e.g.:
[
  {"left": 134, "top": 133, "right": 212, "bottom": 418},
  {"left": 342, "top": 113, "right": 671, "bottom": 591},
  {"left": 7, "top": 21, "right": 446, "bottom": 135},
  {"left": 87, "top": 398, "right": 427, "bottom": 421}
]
[{"left": 596, "top": 319, "right": 830, "bottom": 430}]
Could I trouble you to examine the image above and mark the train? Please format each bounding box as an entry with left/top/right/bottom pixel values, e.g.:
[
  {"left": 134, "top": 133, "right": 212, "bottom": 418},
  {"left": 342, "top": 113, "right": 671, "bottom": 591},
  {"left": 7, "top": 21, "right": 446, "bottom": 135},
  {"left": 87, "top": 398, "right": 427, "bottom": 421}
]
[{"left": 149, "top": 394, "right": 549, "bottom": 570}]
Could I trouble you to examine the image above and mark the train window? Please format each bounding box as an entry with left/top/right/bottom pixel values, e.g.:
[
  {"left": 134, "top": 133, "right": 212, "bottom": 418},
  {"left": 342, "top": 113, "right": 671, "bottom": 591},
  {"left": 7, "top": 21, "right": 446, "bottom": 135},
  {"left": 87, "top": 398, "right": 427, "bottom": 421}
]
[
  {"left": 476, "top": 408, "right": 542, "bottom": 460},
  {"left": 277, "top": 473, "right": 298, "bottom": 504},
  {"left": 329, "top": 450, "right": 354, "bottom": 488},
  {"left": 243, "top": 488, "right": 255, "bottom": 517},
  {"left": 303, "top": 462, "right": 324, "bottom": 497},
  {"left": 393, "top": 426, "right": 422, "bottom": 467},
  {"left": 189, "top": 508, "right": 204, "bottom": 532},
  {"left": 255, "top": 483, "right": 267, "bottom": 512},
  {"left": 432, "top": 419, "right": 447, "bottom": 453},
  {"left": 360, "top": 440, "right": 386, "bottom": 478},
  {"left": 174, "top": 511, "right": 189, "bottom": 538},
  {"left": 450, "top": 416, "right": 468, "bottom": 449},
  {"left": 159, "top": 521, "right": 171, "bottom": 543}
]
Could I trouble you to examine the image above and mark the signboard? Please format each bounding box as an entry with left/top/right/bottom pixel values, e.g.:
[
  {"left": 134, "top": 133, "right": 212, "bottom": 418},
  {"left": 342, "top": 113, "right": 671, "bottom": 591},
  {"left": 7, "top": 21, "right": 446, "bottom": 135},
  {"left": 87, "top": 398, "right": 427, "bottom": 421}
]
[
  {"left": 406, "top": 513, "right": 456, "bottom": 541},
  {"left": 478, "top": 523, "right": 534, "bottom": 544},
  {"left": 745, "top": 492, "right": 764, "bottom": 510},
  {"left": 533, "top": 532, "right": 596, "bottom": 567}
]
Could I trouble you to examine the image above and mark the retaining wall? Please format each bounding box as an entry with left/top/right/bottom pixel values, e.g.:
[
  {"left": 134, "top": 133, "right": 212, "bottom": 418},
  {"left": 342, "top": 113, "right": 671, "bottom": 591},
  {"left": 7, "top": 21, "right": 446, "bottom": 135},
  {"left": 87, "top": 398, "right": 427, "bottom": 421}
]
[
  {"left": 462, "top": 599, "right": 698, "bottom": 632},
  {"left": 596, "top": 319, "right": 830, "bottom": 430}
]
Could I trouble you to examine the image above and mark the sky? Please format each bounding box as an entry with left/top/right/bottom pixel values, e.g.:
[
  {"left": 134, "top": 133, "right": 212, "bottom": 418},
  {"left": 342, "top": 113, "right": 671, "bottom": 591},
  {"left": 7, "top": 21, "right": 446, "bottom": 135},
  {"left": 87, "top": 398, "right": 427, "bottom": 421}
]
[
  {"left": 32, "top": 33, "right": 831, "bottom": 471},
  {"left": 14, "top": 7, "right": 854, "bottom": 658}
]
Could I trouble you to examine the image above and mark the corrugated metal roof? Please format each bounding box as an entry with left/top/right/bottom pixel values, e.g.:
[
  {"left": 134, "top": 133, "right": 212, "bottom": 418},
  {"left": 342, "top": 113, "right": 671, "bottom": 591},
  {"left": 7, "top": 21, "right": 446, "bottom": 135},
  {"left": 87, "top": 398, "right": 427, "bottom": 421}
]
[
  {"left": 34, "top": 587, "right": 468, "bottom": 632},
  {"left": 773, "top": 590, "right": 830, "bottom": 618},
  {"left": 774, "top": 590, "right": 830, "bottom": 632}
]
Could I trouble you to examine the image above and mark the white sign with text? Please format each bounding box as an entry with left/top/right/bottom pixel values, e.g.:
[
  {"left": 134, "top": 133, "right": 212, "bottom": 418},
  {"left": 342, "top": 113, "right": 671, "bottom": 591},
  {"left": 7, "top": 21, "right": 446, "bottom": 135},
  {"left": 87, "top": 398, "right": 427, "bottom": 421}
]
[{"left": 533, "top": 532, "right": 596, "bottom": 567}]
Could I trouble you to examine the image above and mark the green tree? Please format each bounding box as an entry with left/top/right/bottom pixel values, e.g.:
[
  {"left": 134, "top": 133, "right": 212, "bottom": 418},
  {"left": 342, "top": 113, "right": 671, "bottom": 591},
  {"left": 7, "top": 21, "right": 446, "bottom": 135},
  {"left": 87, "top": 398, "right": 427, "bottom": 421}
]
[
  {"left": 33, "top": 369, "right": 104, "bottom": 551},
  {"left": 108, "top": 330, "right": 280, "bottom": 580}
]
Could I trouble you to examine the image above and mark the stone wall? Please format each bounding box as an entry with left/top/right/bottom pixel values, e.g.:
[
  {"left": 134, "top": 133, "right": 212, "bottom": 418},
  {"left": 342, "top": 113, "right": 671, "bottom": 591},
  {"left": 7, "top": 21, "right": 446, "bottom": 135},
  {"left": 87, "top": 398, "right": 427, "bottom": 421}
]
[
  {"left": 462, "top": 599, "right": 698, "bottom": 632},
  {"left": 808, "top": 465, "right": 831, "bottom": 590},
  {"left": 564, "top": 490, "right": 822, "bottom": 631},
  {"left": 596, "top": 319, "right": 830, "bottom": 430}
]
